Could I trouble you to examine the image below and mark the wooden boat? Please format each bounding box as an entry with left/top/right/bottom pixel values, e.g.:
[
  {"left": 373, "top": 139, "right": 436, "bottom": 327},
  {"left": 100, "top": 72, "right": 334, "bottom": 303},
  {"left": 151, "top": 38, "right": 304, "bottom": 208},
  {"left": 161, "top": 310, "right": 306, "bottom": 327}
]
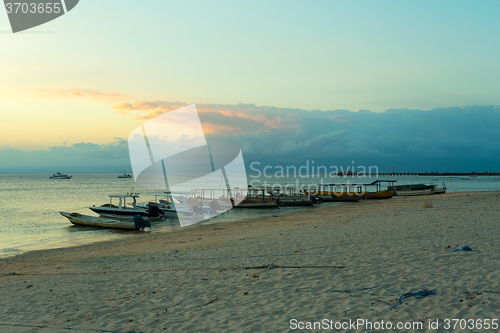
[
  {"left": 361, "top": 189, "right": 395, "bottom": 199},
  {"left": 317, "top": 181, "right": 395, "bottom": 200},
  {"left": 353, "top": 181, "right": 395, "bottom": 199},
  {"left": 267, "top": 187, "right": 316, "bottom": 206},
  {"left": 189, "top": 189, "right": 234, "bottom": 211},
  {"left": 189, "top": 187, "right": 277, "bottom": 209},
  {"left": 389, "top": 182, "right": 446, "bottom": 196},
  {"left": 60, "top": 212, "right": 139, "bottom": 230},
  {"left": 317, "top": 192, "right": 363, "bottom": 202},
  {"left": 306, "top": 185, "right": 363, "bottom": 202},
  {"left": 234, "top": 187, "right": 277, "bottom": 208}
]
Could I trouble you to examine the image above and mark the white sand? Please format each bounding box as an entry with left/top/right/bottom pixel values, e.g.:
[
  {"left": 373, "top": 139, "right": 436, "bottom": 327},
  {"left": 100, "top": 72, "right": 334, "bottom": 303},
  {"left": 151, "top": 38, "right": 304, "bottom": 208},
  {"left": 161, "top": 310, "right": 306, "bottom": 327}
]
[{"left": 0, "top": 191, "right": 499, "bottom": 332}]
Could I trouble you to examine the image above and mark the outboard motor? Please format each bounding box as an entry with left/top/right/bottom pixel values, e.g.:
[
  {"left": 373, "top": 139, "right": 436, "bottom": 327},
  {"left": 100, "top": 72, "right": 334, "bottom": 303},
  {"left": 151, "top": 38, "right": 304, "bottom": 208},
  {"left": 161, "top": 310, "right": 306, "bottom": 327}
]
[
  {"left": 148, "top": 205, "right": 163, "bottom": 217},
  {"left": 312, "top": 195, "right": 321, "bottom": 204},
  {"left": 208, "top": 200, "right": 222, "bottom": 212},
  {"left": 133, "top": 214, "right": 151, "bottom": 230}
]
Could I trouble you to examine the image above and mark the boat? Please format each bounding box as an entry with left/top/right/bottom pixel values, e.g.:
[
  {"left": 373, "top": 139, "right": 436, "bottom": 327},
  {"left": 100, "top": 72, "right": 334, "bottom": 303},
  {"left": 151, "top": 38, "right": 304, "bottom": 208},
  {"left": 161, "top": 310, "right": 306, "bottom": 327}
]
[
  {"left": 60, "top": 212, "right": 140, "bottom": 230},
  {"left": 189, "top": 189, "right": 234, "bottom": 211},
  {"left": 267, "top": 187, "right": 317, "bottom": 206},
  {"left": 319, "top": 192, "right": 363, "bottom": 202},
  {"left": 49, "top": 172, "right": 72, "bottom": 179},
  {"left": 306, "top": 185, "right": 363, "bottom": 202},
  {"left": 171, "top": 187, "right": 277, "bottom": 210},
  {"left": 118, "top": 170, "right": 132, "bottom": 178},
  {"left": 233, "top": 187, "right": 277, "bottom": 208},
  {"left": 138, "top": 193, "right": 197, "bottom": 218},
  {"left": 318, "top": 181, "right": 395, "bottom": 200},
  {"left": 353, "top": 180, "right": 395, "bottom": 199},
  {"left": 89, "top": 193, "right": 163, "bottom": 218},
  {"left": 187, "top": 187, "right": 277, "bottom": 209},
  {"left": 389, "top": 182, "right": 446, "bottom": 196}
]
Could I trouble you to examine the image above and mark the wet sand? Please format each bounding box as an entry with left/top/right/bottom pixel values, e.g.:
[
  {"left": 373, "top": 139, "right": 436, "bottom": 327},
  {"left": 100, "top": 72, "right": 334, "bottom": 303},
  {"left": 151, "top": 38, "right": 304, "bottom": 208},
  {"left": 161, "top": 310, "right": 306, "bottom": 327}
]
[{"left": 1, "top": 191, "right": 499, "bottom": 332}]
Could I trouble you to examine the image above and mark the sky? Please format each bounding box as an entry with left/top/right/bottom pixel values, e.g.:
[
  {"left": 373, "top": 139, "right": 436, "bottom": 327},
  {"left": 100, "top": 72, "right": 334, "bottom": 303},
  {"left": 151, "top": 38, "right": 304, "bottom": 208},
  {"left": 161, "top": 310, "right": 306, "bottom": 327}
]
[{"left": 1, "top": 1, "right": 500, "bottom": 173}]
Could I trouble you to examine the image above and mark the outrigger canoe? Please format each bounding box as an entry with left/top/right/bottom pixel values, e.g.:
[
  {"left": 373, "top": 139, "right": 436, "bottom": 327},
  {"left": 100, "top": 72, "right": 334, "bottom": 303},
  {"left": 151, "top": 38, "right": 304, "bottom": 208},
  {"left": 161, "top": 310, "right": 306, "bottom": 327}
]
[
  {"left": 60, "top": 212, "right": 140, "bottom": 230},
  {"left": 315, "top": 180, "right": 396, "bottom": 200}
]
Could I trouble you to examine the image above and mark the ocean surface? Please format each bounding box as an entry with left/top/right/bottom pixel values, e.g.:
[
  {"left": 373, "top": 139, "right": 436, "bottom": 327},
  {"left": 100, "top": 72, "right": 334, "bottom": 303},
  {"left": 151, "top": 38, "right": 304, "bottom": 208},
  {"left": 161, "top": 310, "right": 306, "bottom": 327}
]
[{"left": 0, "top": 173, "right": 499, "bottom": 258}]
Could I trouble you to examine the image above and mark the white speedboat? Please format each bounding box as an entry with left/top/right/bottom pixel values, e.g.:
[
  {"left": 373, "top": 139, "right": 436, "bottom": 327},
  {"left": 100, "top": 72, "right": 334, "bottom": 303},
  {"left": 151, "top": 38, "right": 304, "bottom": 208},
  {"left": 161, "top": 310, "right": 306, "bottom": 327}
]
[
  {"left": 49, "top": 172, "right": 72, "bottom": 179},
  {"left": 89, "top": 193, "right": 163, "bottom": 218},
  {"left": 60, "top": 212, "right": 140, "bottom": 230},
  {"left": 389, "top": 183, "right": 446, "bottom": 196}
]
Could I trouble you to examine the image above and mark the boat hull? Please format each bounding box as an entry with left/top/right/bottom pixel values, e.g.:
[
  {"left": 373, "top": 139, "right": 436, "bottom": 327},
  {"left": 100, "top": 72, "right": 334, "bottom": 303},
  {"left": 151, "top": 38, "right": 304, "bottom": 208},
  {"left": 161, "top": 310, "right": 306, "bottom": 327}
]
[
  {"left": 360, "top": 190, "right": 395, "bottom": 199},
  {"left": 395, "top": 188, "right": 446, "bottom": 196},
  {"left": 277, "top": 200, "right": 314, "bottom": 206},
  {"left": 60, "top": 212, "right": 139, "bottom": 230},
  {"left": 234, "top": 201, "right": 277, "bottom": 208},
  {"left": 391, "top": 184, "right": 447, "bottom": 196},
  {"left": 318, "top": 195, "right": 363, "bottom": 202}
]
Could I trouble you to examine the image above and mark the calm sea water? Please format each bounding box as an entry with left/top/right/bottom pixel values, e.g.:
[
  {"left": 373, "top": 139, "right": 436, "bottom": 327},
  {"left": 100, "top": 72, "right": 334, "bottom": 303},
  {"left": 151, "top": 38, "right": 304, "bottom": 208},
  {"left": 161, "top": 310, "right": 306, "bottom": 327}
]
[{"left": 0, "top": 173, "right": 499, "bottom": 258}]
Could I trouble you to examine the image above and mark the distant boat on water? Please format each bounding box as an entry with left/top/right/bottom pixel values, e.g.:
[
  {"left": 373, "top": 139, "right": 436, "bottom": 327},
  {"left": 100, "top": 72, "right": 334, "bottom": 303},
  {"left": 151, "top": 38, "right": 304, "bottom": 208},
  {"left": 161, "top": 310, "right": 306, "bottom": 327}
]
[
  {"left": 118, "top": 170, "right": 132, "bottom": 178},
  {"left": 49, "top": 173, "right": 72, "bottom": 179}
]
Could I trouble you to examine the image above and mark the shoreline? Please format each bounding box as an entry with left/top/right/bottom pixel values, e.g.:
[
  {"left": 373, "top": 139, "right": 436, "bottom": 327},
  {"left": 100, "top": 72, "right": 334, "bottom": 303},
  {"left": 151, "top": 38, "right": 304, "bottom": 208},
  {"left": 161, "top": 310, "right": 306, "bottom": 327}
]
[
  {"left": 0, "top": 190, "right": 489, "bottom": 263},
  {"left": 0, "top": 190, "right": 488, "bottom": 261},
  {"left": 1, "top": 191, "right": 499, "bottom": 332}
]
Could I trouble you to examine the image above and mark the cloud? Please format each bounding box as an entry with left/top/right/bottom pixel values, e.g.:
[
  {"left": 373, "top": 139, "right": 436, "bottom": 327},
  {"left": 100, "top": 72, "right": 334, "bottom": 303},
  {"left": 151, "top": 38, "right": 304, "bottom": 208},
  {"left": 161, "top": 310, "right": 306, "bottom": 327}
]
[
  {"left": 2, "top": 103, "right": 499, "bottom": 173},
  {"left": 112, "top": 100, "right": 187, "bottom": 114},
  {"left": 113, "top": 100, "right": 298, "bottom": 131},
  {"left": 39, "top": 88, "right": 123, "bottom": 101},
  {"left": 204, "top": 104, "right": 500, "bottom": 171},
  {"left": 110, "top": 101, "right": 500, "bottom": 171},
  {"left": 329, "top": 116, "right": 355, "bottom": 123}
]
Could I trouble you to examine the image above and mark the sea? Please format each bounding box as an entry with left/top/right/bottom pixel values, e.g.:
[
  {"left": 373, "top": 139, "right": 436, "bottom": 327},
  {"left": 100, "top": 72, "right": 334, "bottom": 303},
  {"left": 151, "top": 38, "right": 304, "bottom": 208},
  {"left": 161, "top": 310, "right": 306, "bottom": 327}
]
[{"left": 1, "top": 173, "right": 499, "bottom": 258}]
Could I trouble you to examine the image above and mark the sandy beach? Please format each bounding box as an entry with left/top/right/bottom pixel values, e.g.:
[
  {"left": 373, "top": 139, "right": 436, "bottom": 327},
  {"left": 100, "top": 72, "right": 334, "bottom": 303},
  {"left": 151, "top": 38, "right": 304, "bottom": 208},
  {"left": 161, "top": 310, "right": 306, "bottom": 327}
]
[{"left": 1, "top": 191, "right": 499, "bottom": 332}]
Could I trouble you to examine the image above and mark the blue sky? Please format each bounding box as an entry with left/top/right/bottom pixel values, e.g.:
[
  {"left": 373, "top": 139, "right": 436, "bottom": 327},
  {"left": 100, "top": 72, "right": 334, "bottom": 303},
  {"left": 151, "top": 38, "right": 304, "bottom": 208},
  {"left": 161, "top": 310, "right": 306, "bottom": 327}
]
[{"left": 1, "top": 1, "right": 499, "bottom": 173}]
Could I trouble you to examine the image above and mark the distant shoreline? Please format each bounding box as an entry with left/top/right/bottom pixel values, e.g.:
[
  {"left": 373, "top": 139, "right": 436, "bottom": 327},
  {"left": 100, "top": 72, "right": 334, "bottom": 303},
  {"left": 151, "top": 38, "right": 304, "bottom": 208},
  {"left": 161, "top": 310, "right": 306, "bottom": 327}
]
[
  {"left": 378, "top": 172, "right": 500, "bottom": 176},
  {"left": 0, "top": 172, "right": 499, "bottom": 176}
]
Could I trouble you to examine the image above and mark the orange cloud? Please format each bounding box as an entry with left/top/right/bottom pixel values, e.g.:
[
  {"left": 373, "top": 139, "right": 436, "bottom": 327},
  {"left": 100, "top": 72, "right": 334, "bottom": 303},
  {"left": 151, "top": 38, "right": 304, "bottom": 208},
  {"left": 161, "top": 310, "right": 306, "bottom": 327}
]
[
  {"left": 196, "top": 105, "right": 286, "bottom": 130},
  {"left": 112, "top": 100, "right": 288, "bottom": 131},
  {"left": 201, "top": 123, "right": 241, "bottom": 134},
  {"left": 112, "top": 100, "right": 187, "bottom": 114}
]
